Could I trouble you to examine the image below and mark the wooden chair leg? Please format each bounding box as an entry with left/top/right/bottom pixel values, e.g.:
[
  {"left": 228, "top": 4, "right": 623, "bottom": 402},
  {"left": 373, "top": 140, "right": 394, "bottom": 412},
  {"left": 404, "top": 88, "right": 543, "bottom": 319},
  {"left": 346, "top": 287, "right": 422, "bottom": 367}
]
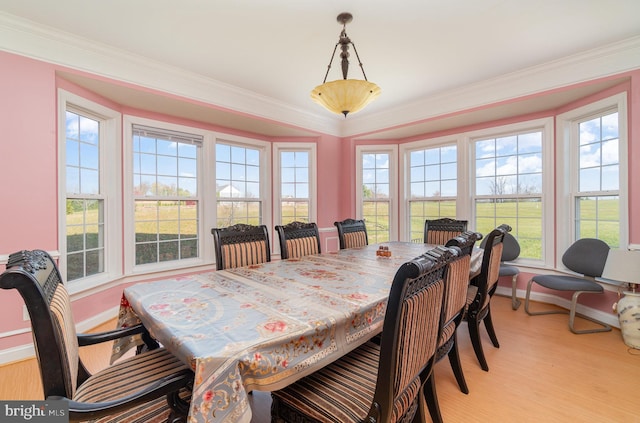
[
  {"left": 423, "top": 374, "right": 443, "bottom": 423},
  {"left": 483, "top": 305, "right": 500, "bottom": 348},
  {"left": 446, "top": 336, "right": 469, "bottom": 394},
  {"left": 468, "top": 317, "right": 489, "bottom": 371}
]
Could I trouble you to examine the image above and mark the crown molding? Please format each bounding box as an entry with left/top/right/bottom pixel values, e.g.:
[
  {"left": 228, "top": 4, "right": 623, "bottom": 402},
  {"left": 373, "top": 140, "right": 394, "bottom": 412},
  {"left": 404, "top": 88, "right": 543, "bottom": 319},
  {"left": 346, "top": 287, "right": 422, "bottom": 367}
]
[
  {"left": 0, "top": 12, "right": 342, "bottom": 136},
  {"left": 1, "top": 12, "right": 639, "bottom": 139},
  {"left": 341, "top": 35, "right": 640, "bottom": 138}
]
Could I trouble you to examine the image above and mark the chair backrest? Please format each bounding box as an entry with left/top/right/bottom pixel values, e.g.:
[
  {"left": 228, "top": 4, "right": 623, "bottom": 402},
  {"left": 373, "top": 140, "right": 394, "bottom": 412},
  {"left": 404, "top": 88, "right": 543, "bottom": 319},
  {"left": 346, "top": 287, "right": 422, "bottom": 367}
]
[
  {"left": 480, "top": 231, "right": 520, "bottom": 262},
  {"left": 369, "top": 246, "right": 454, "bottom": 422},
  {"left": 334, "top": 218, "right": 368, "bottom": 249},
  {"left": 445, "top": 230, "right": 481, "bottom": 257},
  {"left": 443, "top": 231, "right": 479, "bottom": 326},
  {"left": 0, "top": 250, "right": 88, "bottom": 400},
  {"left": 211, "top": 223, "right": 271, "bottom": 270},
  {"left": 469, "top": 224, "right": 509, "bottom": 313},
  {"left": 562, "top": 238, "right": 610, "bottom": 278},
  {"left": 275, "top": 221, "right": 321, "bottom": 260},
  {"left": 424, "top": 218, "right": 468, "bottom": 244}
]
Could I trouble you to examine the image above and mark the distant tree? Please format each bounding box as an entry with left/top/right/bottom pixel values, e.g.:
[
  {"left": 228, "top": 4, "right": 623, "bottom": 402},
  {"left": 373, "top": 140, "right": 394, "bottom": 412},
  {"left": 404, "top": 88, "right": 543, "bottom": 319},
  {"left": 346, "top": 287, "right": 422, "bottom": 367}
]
[{"left": 363, "top": 184, "right": 373, "bottom": 198}]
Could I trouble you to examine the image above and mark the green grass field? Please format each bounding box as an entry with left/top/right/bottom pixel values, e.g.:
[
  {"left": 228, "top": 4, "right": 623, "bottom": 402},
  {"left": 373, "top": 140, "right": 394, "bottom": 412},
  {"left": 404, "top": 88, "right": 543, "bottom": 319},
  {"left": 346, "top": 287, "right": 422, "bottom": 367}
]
[{"left": 65, "top": 197, "right": 620, "bottom": 267}]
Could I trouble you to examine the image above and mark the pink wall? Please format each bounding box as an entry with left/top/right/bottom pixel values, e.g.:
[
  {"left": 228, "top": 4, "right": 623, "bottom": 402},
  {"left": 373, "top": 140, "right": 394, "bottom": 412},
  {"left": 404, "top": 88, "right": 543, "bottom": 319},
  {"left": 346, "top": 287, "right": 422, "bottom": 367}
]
[
  {"left": 0, "top": 52, "right": 58, "bottom": 254},
  {"left": 0, "top": 49, "right": 638, "bottom": 356}
]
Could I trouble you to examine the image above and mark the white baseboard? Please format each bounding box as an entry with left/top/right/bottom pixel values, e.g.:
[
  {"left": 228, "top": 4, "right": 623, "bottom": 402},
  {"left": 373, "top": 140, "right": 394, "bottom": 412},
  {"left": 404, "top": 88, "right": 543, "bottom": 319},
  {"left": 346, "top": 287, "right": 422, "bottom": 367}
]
[
  {"left": 494, "top": 286, "right": 620, "bottom": 329},
  {"left": 0, "top": 305, "right": 120, "bottom": 366}
]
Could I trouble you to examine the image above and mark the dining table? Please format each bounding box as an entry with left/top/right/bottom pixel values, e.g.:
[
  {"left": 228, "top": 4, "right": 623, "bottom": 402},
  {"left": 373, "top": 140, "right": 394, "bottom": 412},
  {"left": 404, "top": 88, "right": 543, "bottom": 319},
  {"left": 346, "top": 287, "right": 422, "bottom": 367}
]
[{"left": 112, "top": 241, "right": 482, "bottom": 423}]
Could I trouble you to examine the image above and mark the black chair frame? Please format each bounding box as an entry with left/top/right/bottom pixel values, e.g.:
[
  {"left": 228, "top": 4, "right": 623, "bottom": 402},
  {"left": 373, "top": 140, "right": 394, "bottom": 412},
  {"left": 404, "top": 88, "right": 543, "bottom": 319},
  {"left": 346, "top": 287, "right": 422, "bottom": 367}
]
[
  {"left": 334, "top": 218, "right": 368, "bottom": 250},
  {"left": 211, "top": 223, "right": 271, "bottom": 270},
  {"left": 424, "top": 218, "right": 468, "bottom": 244},
  {"left": 275, "top": 221, "right": 321, "bottom": 260},
  {"left": 0, "top": 250, "right": 193, "bottom": 422},
  {"left": 465, "top": 224, "right": 510, "bottom": 371}
]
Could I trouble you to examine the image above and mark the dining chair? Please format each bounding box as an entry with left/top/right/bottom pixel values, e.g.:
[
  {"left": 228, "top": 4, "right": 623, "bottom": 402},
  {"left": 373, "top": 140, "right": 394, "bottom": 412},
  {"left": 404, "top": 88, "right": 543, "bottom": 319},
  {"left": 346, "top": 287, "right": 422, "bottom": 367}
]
[
  {"left": 211, "top": 223, "right": 271, "bottom": 270},
  {"left": 464, "top": 224, "right": 509, "bottom": 371},
  {"left": 481, "top": 231, "right": 522, "bottom": 310},
  {"left": 334, "top": 218, "right": 368, "bottom": 249},
  {"left": 424, "top": 218, "right": 468, "bottom": 244},
  {"left": 270, "top": 246, "right": 455, "bottom": 423},
  {"left": 438, "top": 232, "right": 480, "bottom": 389},
  {"left": 524, "top": 238, "right": 612, "bottom": 334},
  {"left": 275, "top": 221, "right": 321, "bottom": 259},
  {"left": 422, "top": 231, "right": 480, "bottom": 422},
  {"left": 0, "top": 250, "right": 193, "bottom": 423}
]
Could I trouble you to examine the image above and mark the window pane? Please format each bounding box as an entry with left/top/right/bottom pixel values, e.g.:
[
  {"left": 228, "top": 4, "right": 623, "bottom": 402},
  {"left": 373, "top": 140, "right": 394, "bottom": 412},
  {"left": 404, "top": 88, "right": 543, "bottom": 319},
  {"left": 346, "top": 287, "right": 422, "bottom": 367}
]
[
  {"left": 133, "top": 126, "right": 201, "bottom": 265},
  {"left": 576, "top": 195, "right": 619, "bottom": 247},
  {"left": 473, "top": 130, "right": 544, "bottom": 260},
  {"left": 362, "top": 152, "right": 392, "bottom": 242},
  {"left": 409, "top": 145, "right": 457, "bottom": 229},
  {"left": 65, "top": 110, "right": 105, "bottom": 282},
  {"left": 278, "top": 150, "right": 310, "bottom": 220}
]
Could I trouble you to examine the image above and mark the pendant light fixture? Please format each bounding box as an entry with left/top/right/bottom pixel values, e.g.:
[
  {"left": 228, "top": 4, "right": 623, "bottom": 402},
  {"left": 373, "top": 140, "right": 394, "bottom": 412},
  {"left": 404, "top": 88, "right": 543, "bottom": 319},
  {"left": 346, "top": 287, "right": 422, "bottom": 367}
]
[{"left": 311, "top": 13, "right": 381, "bottom": 117}]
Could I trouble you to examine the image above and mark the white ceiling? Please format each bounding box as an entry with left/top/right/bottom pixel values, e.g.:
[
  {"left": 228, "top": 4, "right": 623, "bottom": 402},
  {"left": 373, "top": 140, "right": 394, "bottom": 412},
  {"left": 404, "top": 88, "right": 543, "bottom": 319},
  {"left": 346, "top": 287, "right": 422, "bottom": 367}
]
[{"left": 1, "top": 0, "right": 640, "bottom": 139}]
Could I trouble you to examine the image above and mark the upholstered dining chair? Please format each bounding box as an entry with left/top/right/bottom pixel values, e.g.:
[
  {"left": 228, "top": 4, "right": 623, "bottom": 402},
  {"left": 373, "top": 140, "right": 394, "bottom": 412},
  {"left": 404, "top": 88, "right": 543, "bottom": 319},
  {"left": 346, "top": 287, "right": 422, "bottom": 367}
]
[
  {"left": 464, "top": 224, "right": 509, "bottom": 371},
  {"left": 0, "top": 250, "right": 193, "bottom": 423},
  {"left": 439, "top": 232, "right": 480, "bottom": 387},
  {"left": 271, "top": 246, "right": 455, "bottom": 423},
  {"left": 524, "top": 238, "right": 612, "bottom": 334},
  {"left": 424, "top": 218, "right": 468, "bottom": 245},
  {"left": 275, "top": 221, "right": 321, "bottom": 260},
  {"left": 211, "top": 223, "right": 271, "bottom": 270},
  {"left": 481, "top": 231, "right": 522, "bottom": 310},
  {"left": 334, "top": 218, "right": 368, "bottom": 249},
  {"left": 422, "top": 231, "right": 480, "bottom": 423}
]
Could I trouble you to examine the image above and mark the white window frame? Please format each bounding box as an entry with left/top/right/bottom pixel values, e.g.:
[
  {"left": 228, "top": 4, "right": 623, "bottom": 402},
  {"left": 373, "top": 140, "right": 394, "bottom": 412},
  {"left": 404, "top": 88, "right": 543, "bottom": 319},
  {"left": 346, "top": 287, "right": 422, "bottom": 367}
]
[
  {"left": 466, "top": 118, "right": 554, "bottom": 267},
  {"left": 356, "top": 144, "right": 398, "bottom": 242},
  {"left": 57, "top": 89, "right": 122, "bottom": 294},
  {"left": 556, "top": 92, "right": 628, "bottom": 265},
  {"left": 123, "top": 116, "right": 214, "bottom": 275},
  {"left": 400, "top": 135, "right": 468, "bottom": 242},
  {"left": 213, "top": 133, "right": 272, "bottom": 238},
  {"left": 273, "top": 142, "right": 317, "bottom": 255}
]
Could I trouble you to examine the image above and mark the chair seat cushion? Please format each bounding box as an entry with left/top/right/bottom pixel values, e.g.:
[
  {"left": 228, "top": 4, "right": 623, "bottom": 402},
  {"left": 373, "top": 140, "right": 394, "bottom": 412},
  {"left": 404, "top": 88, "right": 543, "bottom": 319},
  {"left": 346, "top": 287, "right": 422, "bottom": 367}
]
[
  {"left": 272, "top": 340, "right": 419, "bottom": 423},
  {"left": 88, "top": 388, "right": 191, "bottom": 423},
  {"left": 499, "top": 264, "right": 519, "bottom": 277},
  {"left": 466, "top": 285, "right": 478, "bottom": 307},
  {"left": 531, "top": 275, "right": 603, "bottom": 292},
  {"left": 74, "top": 347, "right": 190, "bottom": 422}
]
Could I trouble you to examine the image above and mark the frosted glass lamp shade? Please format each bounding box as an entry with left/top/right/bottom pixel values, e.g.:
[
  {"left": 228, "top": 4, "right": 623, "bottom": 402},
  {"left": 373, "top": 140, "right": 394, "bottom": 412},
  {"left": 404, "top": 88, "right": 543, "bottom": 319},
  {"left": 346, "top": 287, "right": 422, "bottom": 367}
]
[{"left": 311, "top": 79, "right": 381, "bottom": 117}]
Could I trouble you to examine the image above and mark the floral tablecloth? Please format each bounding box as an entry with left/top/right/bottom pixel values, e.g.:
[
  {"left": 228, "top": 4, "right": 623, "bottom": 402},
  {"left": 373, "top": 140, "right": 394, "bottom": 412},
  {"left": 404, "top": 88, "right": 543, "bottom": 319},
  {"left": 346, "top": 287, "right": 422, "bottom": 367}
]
[{"left": 113, "top": 242, "right": 477, "bottom": 423}]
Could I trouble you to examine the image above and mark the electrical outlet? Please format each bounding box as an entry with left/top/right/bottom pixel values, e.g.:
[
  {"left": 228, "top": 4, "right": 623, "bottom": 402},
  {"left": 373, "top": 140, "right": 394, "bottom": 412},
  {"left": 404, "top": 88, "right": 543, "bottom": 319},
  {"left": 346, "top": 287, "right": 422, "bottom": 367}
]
[{"left": 22, "top": 305, "right": 29, "bottom": 321}]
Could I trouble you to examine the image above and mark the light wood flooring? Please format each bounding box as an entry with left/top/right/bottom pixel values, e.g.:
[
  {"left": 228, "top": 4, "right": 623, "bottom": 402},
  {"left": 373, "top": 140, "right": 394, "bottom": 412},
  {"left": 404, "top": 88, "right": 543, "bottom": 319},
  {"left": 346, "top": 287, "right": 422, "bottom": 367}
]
[{"left": 1, "top": 295, "right": 639, "bottom": 423}]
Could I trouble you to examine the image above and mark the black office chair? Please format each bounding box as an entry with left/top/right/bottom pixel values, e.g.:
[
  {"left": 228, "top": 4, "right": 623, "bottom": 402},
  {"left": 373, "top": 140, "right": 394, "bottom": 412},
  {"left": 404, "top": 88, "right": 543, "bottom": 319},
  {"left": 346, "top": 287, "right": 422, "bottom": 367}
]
[
  {"left": 481, "top": 231, "right": 522, "bottom": 310},
  {"left": 0, "top": 250, "right": 193, "bottom": 422},
  {"left": 424, "top": 218, "right": 468, "bottom": 244},
  {"left": 211, "top": 223, "right": 271, "bottom": 270},
  {"left": 524, "top": 238, "right": 612, "bottom": 334},
  {"left": 334, "top": 218, "right": 368, "bottom": 249},
  {"left": 275, "top": 221, "right": 321, "bottom": 259}
]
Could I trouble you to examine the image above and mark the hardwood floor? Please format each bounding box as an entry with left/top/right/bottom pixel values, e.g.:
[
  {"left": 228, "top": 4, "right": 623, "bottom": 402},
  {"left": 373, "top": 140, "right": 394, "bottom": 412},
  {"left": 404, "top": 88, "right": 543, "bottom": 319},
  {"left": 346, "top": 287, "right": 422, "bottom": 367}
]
[{"left": 1, "top": 295, "right": 638, "bottom": 422}]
